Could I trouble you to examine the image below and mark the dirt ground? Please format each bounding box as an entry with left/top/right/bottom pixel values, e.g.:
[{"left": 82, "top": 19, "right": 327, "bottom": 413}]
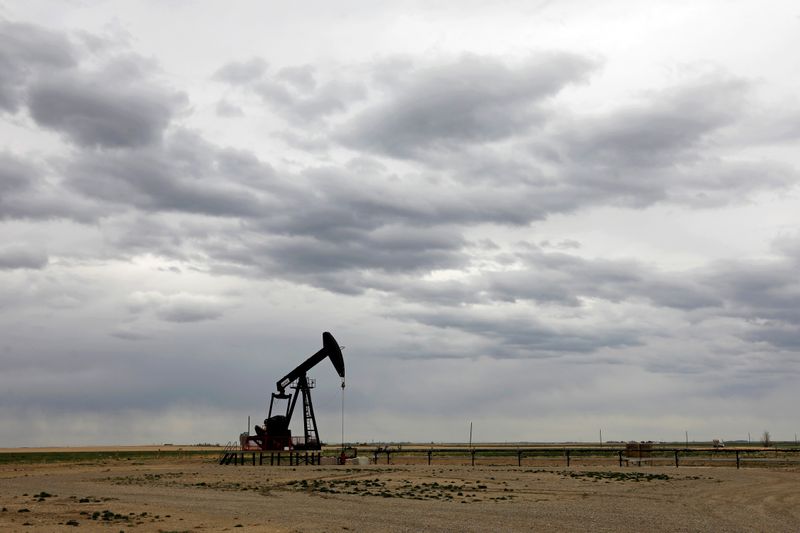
[{"left": 1, "top": 454, "right": 799, "bottom": 532}]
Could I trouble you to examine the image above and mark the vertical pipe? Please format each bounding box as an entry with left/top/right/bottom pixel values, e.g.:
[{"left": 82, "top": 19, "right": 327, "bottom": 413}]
[{"left": 341, "top": 383, "right": 345, "bottom": 458}]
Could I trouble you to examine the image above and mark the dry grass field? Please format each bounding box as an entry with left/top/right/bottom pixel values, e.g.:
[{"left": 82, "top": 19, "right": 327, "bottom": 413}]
[{"left": 1, "top": 450, "right": 799, "bottom": 532}]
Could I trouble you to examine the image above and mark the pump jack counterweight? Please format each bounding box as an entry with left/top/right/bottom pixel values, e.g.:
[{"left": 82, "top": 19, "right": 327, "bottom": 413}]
[{"left": 241, "top": 332, "right": 345, "bottom": 451}]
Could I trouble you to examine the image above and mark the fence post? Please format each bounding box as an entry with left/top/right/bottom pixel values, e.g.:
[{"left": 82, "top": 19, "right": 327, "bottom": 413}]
[
  {"left": 566, "top": 450, "right": 570, "bottom": 467},
  {"left": 427, "top": 450, "right": 432, "bottom": 466},
  {"left": 674, "top": 450, "right": 679, "bottom": 468},
  {"left": 471, "top": 450, "right": 475, "bottom": 467},
  {"left": 252, "top": 452, "right": 256, "bottom": 466},
  {"left": 736, "top": 450, "right": 740, "bottom": 469},
  {"left": 518, "top": 450, "right": 522, "bottom": 467},
  {"left": 386, "top": 451, "right": 391, "bottom": 465},
  {"left": 618, "top": 451, "right": 623, "bottom": 467}
]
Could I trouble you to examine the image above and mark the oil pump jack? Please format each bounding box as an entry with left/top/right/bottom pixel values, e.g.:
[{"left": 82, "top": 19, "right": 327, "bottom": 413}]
[{"left": 244, "top": 332, "right": 345, "bottom": 451}]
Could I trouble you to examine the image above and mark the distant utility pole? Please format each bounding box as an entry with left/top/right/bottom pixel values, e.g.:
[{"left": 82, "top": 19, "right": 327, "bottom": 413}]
[
  {"left": 599, "top": 429, "right": 603, "bottom": 445},
  {"left": 748, "top": 432, "right": 751, "bottom": 444},
  {"left": 469, "top": 422, "right": 473, "bottom": 448},
  {"left": 685, "top": 431, "right": 689, "bottom": 448}
]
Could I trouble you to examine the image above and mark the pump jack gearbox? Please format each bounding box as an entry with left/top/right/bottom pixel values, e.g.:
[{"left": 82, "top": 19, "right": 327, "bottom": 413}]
[{"left": 242, "top": 332, "right": 345, "bottom": 451}]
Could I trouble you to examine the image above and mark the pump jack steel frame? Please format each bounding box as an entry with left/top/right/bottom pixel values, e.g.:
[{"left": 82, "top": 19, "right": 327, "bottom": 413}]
[{"left": 243, "top": 332, "right": 344, "bottom": 451}]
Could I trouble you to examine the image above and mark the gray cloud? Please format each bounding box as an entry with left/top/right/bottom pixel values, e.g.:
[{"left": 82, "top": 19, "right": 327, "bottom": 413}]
[
  {"left": 0, "top": 151, "right": 102, "bottom": 222},
  {"left": 64, "top": 130, "right": 272, "bottom": 217},
  {"left": 0, "top": 20, "right": 76, "bottom": 112},
  {"left": 340, "top": 53, "right": 596, "bottom": 157},
  {"left": 214, "top": 57, "right": 366, "bottom": 122},
  {"left": 549, "top": 74, "right": 797, "bottom": 209},
  {"left": 707, "top": 260, "right": 800, "bottom": 328},
  {"left": 560, "top": 75, "right": 747, "bottom": 168},
  {"left": 128, "top": 291, "right": 229, "bottom": 323},
  {"left": 0, "top": 150, "right": 36, "bottom": 195},
  {"left": 1, "top": 21, "right": 185, "bottom": 148},
  {"left": 28, "top": 59, "right": 186, "bottom": 148},
  {"left": 212, "top": 57, "right": 268, "bottom": 84},
  {"left": 362, "top": 243, "right": 722, "bottom": 313},
  {"left": 256, "top": 78, "right": 366, "bottom": 122},
  {"left": 0, "top": 245, "right": 48, "bottom": 270},
  {"left": 215, "top": 98, "right": 244, "bottom": 117},
  {"left": 400, "top": 308, "right": 643, "bottom": 358}
]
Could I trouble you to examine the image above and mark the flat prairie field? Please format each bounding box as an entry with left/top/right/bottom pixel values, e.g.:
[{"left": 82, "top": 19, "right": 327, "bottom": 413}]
[{"left": 1, "top": 452, "right": 799, "bottom": 532}]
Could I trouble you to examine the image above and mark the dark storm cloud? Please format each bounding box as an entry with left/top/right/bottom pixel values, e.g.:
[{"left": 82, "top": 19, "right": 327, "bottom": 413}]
[
  {"left": 0, "top": 20, "right": 76, "bottom": 112},
  {"left": 340, "top": 52, "right": 596, "bottom": 158}
]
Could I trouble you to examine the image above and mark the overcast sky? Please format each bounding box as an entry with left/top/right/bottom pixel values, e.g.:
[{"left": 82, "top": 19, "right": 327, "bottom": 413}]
[{"left": 1, "top": 1, "right": 799, "bottom": 447}]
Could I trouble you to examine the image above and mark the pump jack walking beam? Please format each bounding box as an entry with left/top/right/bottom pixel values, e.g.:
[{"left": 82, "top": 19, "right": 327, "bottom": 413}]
[{"left": 276, "top": 332, "right": 345, "bottom": 392}]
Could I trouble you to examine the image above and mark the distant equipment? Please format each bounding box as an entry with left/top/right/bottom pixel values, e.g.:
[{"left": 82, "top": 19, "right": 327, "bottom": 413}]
[{"left": 243, "top": 332, "right": 345, "bottom": 451}]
